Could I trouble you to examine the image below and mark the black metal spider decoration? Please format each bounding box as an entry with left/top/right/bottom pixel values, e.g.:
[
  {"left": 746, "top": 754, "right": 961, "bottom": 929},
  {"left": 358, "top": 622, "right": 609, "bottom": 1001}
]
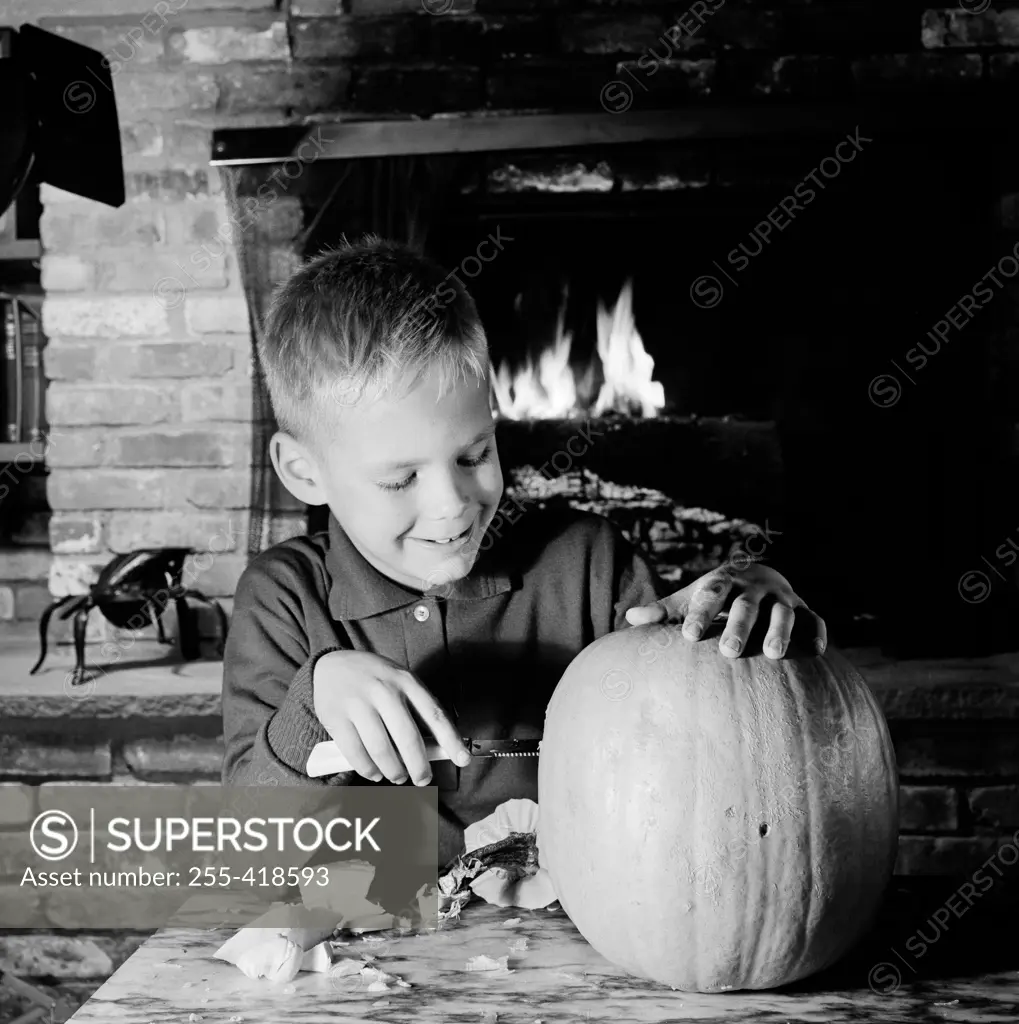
[{"left": 30, "top": 547, "right": 228, "bottom": 687}]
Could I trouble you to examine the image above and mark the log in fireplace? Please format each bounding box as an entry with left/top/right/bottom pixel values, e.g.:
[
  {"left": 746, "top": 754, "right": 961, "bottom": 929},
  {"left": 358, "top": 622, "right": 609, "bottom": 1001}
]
[{"left": 214, "top": 102, "right": 1019, "bottom": 659}]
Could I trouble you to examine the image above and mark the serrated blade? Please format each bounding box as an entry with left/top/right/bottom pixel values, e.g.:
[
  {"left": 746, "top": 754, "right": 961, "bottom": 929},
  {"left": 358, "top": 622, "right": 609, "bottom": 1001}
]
[{"left": 306, "top": 737, "right": 541, "bottom": 778}]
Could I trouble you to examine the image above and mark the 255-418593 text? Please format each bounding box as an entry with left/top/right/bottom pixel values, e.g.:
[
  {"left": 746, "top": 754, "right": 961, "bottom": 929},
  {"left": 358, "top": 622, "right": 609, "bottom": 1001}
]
[{"left": 20, "top": 865, "right": 332, "bottom": 889}]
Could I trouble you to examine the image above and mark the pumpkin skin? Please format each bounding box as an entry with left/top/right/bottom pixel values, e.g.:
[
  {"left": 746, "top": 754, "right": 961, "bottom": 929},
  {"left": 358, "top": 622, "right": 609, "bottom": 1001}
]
[{"left": 537, "top": 626, "right": 898, "bottom": 993}]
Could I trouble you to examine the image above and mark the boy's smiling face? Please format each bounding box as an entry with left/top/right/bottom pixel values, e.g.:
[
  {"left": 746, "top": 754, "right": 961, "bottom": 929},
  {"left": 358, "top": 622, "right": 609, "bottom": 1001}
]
[{"left": 302, "top": 364, "right": 504, "bottom": 591}]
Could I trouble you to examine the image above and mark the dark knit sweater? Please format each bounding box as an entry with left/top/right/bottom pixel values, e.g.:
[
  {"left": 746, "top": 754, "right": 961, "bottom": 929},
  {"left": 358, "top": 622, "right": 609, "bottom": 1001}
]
[{"left": 221, "top": 505, "right": 666, "bottom": 870}]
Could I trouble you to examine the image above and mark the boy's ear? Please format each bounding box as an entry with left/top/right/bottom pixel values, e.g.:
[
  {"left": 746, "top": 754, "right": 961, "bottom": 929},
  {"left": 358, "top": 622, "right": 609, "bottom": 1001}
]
[{"left": 269, "top": 430, "right": 329, "bottom": 506}]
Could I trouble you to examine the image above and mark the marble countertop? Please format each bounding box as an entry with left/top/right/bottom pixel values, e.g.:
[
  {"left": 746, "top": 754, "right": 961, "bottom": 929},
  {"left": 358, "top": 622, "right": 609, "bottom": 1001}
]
[{"left": 67, "top": 880, "right": 1018, "bottom": 1024}]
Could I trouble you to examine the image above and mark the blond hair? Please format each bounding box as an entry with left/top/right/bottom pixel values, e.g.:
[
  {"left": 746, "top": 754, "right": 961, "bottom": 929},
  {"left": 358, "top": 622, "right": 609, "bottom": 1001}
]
[{"left": 258, "top": 235, "right": 490, "bottom": 448}]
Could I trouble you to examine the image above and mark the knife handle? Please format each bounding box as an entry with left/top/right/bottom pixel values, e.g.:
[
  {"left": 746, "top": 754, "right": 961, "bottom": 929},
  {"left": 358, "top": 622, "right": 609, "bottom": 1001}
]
[{"left": 306, "top": 740, "right": 449, "bottom": 778}]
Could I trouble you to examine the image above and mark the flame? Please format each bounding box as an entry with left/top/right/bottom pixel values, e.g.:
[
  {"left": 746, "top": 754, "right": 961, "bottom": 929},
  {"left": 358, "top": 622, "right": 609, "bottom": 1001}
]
[{"left": 491, "top": 278, "right": 665, "bottom": 420}]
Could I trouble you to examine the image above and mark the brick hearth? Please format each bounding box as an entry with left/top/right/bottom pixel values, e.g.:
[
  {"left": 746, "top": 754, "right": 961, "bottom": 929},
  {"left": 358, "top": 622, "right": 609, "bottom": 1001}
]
[{"left": 3, "top": 620, "right": 1018, "bottom": 868}]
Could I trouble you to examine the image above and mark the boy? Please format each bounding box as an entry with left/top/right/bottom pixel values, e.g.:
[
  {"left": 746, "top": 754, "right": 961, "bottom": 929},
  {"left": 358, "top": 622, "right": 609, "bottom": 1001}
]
[{"left": 221, "top": 236, "right": 826, "bottom": 870}]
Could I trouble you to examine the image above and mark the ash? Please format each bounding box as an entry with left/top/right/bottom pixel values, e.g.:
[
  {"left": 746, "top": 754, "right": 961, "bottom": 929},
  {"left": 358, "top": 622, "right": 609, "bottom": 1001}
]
[{"left": 506, "top": 465, "right": 765, "bottom": 585}]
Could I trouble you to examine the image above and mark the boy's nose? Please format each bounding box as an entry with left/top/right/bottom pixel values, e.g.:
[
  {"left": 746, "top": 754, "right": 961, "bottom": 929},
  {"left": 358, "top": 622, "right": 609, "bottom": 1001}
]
[{"left": 421, "top": 473, "right": 470, "bottom": 520}]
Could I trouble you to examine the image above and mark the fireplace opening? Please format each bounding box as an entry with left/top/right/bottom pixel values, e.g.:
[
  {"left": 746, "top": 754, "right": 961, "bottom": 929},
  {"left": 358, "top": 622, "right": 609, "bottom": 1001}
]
[
  {"left": 441, "top": 204, "right": 779, "bottom": 422},
  {"left": 231, "top": 119, "right": 1018, "bottom": 658}
]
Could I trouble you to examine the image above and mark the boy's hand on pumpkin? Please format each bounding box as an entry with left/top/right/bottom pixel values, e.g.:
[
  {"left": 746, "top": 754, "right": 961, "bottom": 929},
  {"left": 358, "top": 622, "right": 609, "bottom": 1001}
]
[
  {"left": 312, "top": 650, "right": 471, "bottom": 785},
  {"left": 624, "top": 564, "right": 826, "bottom": 660}
]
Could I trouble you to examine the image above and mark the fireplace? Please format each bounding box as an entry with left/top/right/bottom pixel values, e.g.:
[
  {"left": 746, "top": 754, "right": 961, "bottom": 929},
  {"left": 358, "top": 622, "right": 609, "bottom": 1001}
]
[{"left": 215, "top": 103, "right": 1019, "bottom": 660}]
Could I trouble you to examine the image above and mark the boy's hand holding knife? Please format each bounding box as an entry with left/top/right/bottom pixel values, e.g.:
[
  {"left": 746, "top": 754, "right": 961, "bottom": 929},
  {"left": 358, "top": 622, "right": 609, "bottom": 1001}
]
[{"left": 311, "top": 650, "right": 471, "bottom": 784}]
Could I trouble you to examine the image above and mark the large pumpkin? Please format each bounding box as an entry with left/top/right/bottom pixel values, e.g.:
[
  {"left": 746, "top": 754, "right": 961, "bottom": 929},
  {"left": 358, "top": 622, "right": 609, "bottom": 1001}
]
[{"left": 537, "top": 625, "right": 898, "bottom": 993}]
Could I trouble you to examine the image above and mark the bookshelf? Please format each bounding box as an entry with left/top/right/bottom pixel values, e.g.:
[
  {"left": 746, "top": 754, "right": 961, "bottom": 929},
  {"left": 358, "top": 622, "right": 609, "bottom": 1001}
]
[{"left": 1, "top": 177, "right": 46, "bottom": 463}]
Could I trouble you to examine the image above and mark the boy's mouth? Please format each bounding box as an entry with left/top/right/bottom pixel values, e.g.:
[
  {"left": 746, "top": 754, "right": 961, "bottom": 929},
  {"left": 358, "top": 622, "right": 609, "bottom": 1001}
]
[{"left": 416, "top": 520, "right": 474, "bottom": 547}]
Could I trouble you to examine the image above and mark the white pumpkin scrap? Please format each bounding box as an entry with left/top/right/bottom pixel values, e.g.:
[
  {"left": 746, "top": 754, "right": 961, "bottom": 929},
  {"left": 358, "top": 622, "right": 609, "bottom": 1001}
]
[
  {"left": 465, "top": 955, "right": 513, "bottom": 974},
  {"left": 215, "top": 930, "right": 332, "bottom": 983},
  {"left": 213, "top": 904, "right": 341, "bottom": 983}
]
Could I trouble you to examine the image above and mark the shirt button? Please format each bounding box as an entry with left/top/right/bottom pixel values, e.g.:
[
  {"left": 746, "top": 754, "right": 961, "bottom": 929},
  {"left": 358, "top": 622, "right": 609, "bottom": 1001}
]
[{"left": 413, "top": 604, "right": 430, "bottom": 622}]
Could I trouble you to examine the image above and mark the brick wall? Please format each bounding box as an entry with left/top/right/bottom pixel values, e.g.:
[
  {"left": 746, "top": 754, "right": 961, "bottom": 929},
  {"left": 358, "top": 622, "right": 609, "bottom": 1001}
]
[
  {"left": 0, "top": 723, "right": 223, "bottom": 1014},
  {"left": 894, "top": 724, "right": 1019, "bottom": 875},
  {"left": 38, "top": 177, "right": 258, "bottom": 615}
]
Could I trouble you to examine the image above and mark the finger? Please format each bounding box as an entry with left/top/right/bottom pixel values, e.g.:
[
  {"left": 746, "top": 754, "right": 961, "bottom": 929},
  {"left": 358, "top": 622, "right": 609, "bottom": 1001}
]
[
  {"left": 374, "top": 689, "right": 434, "bottom": 786},
  {"left": 786, "top": 602, "right": 827, "bottom": 655},
  {"left": 323, "top": 718, "right": 383, "bottom": 783},
  {"left": 625, "top": 603, "right": 667, "bottom": 626},
  {"left": 683, "top": 571, "right": 734, "bottom": 640},
  {"left": 762, "top": 601, "right": 796, "bottom": 659},
  {"left": 397, "top": 671, "right": 472, "bottom": 770},
  {"left": 719, "top": 593, "right": 761, "bottom": 657},
  {"left": 809, "top": 608, "right": 828, "bottom": 655},
  {"left": 647, "top": 590, "right": 690, "bottom": 625},
  {"left": 351, "top": 709, "right": 409, "bottom": 784}
]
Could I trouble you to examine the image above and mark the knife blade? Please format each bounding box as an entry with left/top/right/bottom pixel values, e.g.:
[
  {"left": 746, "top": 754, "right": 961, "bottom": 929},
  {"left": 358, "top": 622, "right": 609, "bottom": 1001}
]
[{"left": 306, "top": 737, "right": 541, "bottom": 778}]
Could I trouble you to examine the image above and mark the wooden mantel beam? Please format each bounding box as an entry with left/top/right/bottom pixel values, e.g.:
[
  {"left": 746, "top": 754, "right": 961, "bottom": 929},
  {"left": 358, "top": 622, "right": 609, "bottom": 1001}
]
[{"left": 210, "top": 103, "right": 914, "bottom": 167}]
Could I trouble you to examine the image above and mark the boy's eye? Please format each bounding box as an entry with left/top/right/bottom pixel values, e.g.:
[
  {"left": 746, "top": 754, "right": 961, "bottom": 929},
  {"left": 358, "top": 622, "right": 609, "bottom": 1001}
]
[
  {"left": 461, "top": 445, "right": 492, "bottom": 469},
  {"left": 376, "top": 445, "right": 492, "bottom": 493},
  {"left": 378, "top": 475, "right": 414, "bottom": 493}
]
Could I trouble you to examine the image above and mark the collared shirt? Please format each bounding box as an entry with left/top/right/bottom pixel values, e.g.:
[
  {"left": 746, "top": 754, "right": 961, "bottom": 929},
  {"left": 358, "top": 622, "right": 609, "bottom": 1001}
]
[{"left": 221, "top": 505, "right": 666, "bottom": 868}]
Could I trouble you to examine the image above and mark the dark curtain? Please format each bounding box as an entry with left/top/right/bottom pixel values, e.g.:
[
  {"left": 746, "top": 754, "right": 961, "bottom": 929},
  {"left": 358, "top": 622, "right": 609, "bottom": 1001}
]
[
  {"left": 223, "top": 155, "right": 464, "bottom": 556},
  {"left": 222, "top": 165, "right": 283, "bottom": 559}
]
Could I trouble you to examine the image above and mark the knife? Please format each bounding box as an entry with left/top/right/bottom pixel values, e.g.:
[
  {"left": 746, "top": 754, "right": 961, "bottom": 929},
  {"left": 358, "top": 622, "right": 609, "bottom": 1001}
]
[{"left": 306, "top": 737, "right": 541, "bottom": 778}]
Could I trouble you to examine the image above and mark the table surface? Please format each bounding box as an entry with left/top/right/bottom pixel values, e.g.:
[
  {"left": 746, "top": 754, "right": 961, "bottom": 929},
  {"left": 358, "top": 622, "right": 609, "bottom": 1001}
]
[{"left": 68, "top": 880, "right": 1018, "bottom": 1024}]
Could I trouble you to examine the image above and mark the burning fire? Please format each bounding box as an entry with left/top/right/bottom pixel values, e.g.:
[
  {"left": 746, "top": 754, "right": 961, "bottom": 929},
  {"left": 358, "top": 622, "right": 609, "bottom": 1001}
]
[{"left": 490, "top": 278, "right": 666, "bottom": 420}]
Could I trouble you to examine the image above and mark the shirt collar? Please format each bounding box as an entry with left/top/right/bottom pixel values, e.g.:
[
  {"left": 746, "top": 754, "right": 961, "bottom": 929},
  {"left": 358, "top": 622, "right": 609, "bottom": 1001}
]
[{"left": 325, "top": 512, "right": 516, "bottom": 621}]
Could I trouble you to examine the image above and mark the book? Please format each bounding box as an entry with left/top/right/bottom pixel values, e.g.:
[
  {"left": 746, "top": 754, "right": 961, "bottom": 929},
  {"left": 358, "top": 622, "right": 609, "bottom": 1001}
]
[
  {"left": 19, "top": 293, "right": 44, "bottom": 444},
  {"left": 2, "top": 298, "right": 18, "bottom": 443},
  {"left": 1, "top": 291, "right": 45, "bottom": 444}
]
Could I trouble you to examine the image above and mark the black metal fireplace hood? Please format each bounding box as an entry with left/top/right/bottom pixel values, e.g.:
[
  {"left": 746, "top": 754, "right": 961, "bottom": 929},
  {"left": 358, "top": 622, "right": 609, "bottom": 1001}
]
[{"left": 208, "top": 97, "right": 995, "bottom": 168}]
